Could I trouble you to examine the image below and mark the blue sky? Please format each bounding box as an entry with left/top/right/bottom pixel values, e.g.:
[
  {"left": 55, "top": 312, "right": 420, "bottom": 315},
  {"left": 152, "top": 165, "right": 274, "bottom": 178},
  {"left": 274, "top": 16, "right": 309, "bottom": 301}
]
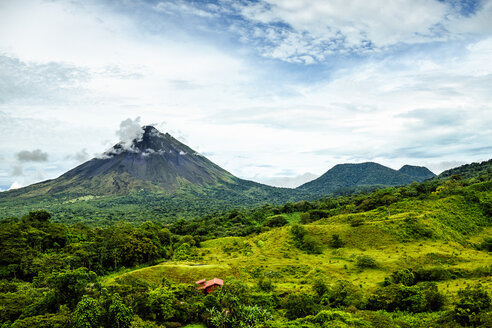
[{"left": 0, "top": 0, "right": 491, "bottom": 190}]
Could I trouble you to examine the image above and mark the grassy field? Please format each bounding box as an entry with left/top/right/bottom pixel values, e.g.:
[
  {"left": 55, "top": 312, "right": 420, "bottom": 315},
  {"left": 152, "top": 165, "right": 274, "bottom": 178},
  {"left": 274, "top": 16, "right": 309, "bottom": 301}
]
[{"left": 107, "top": 193, "right": 492, "bottom": 303}]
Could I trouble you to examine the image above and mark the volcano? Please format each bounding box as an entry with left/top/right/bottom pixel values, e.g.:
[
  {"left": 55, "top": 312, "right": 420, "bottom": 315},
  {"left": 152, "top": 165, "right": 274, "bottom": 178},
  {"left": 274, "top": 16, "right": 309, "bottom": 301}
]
[
  {"left": 49, "top": 125, "right": 236, "bottom": 195},
  {"left": 0, "top": 126, "right": 305, "bottom": 222}
]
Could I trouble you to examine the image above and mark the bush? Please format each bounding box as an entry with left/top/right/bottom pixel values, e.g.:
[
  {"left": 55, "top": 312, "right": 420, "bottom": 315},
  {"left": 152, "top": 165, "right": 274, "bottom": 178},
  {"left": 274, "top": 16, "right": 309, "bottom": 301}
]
[
  {"left": 250, "top": 292, "right": 278, "bottom": 311},
  {"left": 300, "top": 212, "right": 311, "bottom": 224},
  {"left": 329, "top": 234, "right": 344, "bottom": 248},
  {"left": 391, "top": 269, "right": 415, "bottom": 286},
  {"left": 264, "top": 215, "right": 288, "bottom": 228},
  {"left": 366, "top": 282, "right": 445, "bottom": 313},
  {"left": 322, "top": 280, "right": 363, "bottom": 308},
  {"left": 414, "top": 267, "right": 451, "bottom": 282},
  {"left": 453, "top": 284, "right": 491, "bottom": 326},
  {"left": 290, "top": 225, "right": 307, "bottom": 243},
  {"left": 356, "top": 255, "right": 378, "bottom": 269},
  {"left": 257, "top": 278, "right": 274, "bottom": 292},
  {"left": 481, "top": 237, "right": 492, "bottom": 252},
  {"left": 312, "top": 279, "right": 328, "bottom": 298},
  {"left": 283, "top": 293, "right": 318, "bottom": 320},
  {"left": 301, "top": 236, "right": 323, "bottom": 254},
  {"left": 349, "top": 217, "right": 364, "bottom": 227}
]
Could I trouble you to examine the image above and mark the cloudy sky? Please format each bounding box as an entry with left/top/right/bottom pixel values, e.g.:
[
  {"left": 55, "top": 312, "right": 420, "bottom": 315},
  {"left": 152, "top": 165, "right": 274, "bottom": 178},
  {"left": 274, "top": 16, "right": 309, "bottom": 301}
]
[{"left": 1, "top": 0, "right": 491, "bottom": 190}]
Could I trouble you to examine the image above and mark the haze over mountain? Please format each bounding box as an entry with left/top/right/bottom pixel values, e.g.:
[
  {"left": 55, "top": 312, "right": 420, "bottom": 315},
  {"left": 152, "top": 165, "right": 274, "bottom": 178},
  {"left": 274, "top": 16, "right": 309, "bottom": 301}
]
[{"left": 297, "top": 162, "right": 435, "bottom": 196}]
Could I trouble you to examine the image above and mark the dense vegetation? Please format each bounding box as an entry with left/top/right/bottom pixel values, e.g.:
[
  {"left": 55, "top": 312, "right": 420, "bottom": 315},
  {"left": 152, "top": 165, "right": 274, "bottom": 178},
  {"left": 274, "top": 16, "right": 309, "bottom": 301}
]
[
  {"left": 0, "top": 161, "right": 491, "bottom": 327},
  {"left": 297, "top": 162, "right": 435, "bottom": 195}
]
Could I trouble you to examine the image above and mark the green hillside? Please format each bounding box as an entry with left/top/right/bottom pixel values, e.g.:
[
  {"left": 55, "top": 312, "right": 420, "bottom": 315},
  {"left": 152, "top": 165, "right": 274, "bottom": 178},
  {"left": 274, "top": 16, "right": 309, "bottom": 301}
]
[
  {"left": 438, "top": 159, "right": 492, "bottom": 180},
  {"left": 0, "top": 165, "right": 490, "bottom": 327},
  {"left": 297, "top": 162, "right": 434, "bottom": 197}
]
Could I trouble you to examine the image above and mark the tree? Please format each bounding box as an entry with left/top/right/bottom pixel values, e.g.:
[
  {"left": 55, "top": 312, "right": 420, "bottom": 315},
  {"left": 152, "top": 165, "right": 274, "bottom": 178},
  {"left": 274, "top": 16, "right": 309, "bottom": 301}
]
[
  {"left": 148, "top": 287, "right": 177, "bottom": 322},
  {"left": 108, "top": 294, "right": 132, "bottom": 328},
  {"left": 73, "top": 296, "right": 100, "bottom": 328},
  {"left": 264, "top": 215, "right": 288, "bottom": 228},
  {"left": 47, "top": 268, "right": 98, "bottom": 309},
  {"left": 454, "top": 284, "right": 491, "bottom": 326},
  {"left": 284, "top": 293, "right": 318, "bottom": 320},
  {"left": 173, "top": 243, "right": 191, "bottom": 261}
]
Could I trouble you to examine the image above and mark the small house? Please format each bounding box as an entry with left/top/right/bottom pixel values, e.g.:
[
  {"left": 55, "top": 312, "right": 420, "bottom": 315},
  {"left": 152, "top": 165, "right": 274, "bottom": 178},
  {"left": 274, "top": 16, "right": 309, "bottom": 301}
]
[{"left": 195, "top": 277, "right": 223, "bottom": 294}]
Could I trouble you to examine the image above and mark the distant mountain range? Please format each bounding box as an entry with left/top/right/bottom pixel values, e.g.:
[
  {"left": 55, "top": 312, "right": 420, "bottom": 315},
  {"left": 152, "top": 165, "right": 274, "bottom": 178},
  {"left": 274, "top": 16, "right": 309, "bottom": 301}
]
[
  {"left": 298, "top": 162, "right": 435, "bottom": 195},
  {"left": 1, "top": 125, "right": 469, "bottom": 224}
]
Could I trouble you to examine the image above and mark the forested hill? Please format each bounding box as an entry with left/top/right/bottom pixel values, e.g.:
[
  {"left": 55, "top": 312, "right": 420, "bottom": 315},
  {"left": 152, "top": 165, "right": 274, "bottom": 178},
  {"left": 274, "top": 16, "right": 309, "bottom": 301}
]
[
  {"left": 438, "top": 159, "right": 492, "bottom": 180},
  {"left": 297, "top": 162, "right": 434, "bottom": 196},
  {"left": 398, "top": 165, "right": 436, "bottom": 180}
]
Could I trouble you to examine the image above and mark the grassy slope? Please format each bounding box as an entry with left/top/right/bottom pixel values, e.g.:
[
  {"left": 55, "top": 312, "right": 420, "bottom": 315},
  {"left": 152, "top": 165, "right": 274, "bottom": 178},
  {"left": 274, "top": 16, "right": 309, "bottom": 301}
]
[{"left": 106, "top": 191, "right": 492, "bottom": 302}]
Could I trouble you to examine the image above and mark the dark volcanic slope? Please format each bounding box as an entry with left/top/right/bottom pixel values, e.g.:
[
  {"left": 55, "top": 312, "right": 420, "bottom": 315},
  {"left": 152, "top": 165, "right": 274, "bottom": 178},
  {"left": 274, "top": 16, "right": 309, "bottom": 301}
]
[
  {"left": 56, "top": 126, "right": 234, "bottom": 193},
  {"left": 6, "top": 126, "right": 237, "bottom": 198},
  {"left": 398, "top": 165, "right": 435, "bottom": 180},
  {"left": 297, "top": 162, "right": 432, "bottom": 196}
]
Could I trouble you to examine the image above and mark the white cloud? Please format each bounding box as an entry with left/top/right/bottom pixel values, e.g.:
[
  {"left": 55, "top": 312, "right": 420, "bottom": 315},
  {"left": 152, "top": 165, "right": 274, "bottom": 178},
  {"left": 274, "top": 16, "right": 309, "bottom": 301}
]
[
  {"left": 116, "top": 117, "right": 144, "bottom": 149},
  {"left": 233, "top": 0, "right": 450, "bottom": 61},
  {"left": 0, "top": 0, "right": 490, "bottom": 189},
  {"left": 8, "top": 181, "right": 23, "bottom": 190}
]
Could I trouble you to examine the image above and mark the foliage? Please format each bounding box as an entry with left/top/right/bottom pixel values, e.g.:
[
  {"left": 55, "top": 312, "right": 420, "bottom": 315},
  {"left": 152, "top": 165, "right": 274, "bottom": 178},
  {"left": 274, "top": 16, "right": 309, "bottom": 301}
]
[
  {"left": 453, "top": 284, "right": 491, "bottom": 326},
  {"left": 329, "top": 234, "right": 344, "bottom": 248},
  {"left": 74, "top": 296, "right": 100, "bottom": 328},
  {"left": 148, "top": 287, "right": 177, "bottom": 322},
  {"left": 264, "top": 215, "right": 288, "bottom": 228},
  {"left": 283, "top": 293, "right": 319, "bottom": 320},
  {"left": 355, "top": 255, "right": 378, "bottom": 269}
]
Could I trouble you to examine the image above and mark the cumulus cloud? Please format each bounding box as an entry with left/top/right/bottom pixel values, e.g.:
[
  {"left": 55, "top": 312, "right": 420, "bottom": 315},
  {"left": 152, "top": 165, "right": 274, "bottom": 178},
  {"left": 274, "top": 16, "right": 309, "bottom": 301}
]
[
  {"left": 16, "top": 149, "right": 48, "bottom": 162},
  {"left": 116, "top": 117, "right": 144, "bottom": 149},
  {"left": 225, "top": 0, "right": 492, "bottom": 63}
]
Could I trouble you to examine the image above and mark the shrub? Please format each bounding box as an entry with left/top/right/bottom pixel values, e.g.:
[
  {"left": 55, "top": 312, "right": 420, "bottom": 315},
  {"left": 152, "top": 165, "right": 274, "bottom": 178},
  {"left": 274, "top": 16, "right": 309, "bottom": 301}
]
[
  {"left": 366, "top": 283, "right": 445, "bottom": 313},
  {"left": 349, "top": 217, "right": 364, "bottom": 227},
  {"left": 283, "top": 293, "right": 318, "bottom": 320},
  {"left": 322, "top": 280, "right": 363, "bottom": 308},
  {"left": 257, "top": 278, "right": 274, "bottom": 292},
  {"left": 355, "top": 255, "right": 378, "bottom": 269},
  {"left": 453, "top": 284, "right": 491, "bottom": 326},
  {"left": 250, "top": 292, "right": 278, "bottom": 311},
  {"left": 300, "top": 212, "right": 311, "bottom": 224},
  {"left": 312, "top": 279, "right": 328, "bottom": 298},
  {"left": 290, "top": 225, "right": 307, "bottom": 243},
  {"left": 391, "top": 269, "right": 415, "bottom": 286},
  {"left": 264, "top": 215, "right": 288, "bottom": 228},
  {"left": 329, "top": 234, "right": 344, "bottom": 248},
  {"left": 301, "top": 236, "right": 323, "bottom": 254},
  {"left": 414, "top": 267, "right": 451, "bottom": 282},
  {"left": 481, "top": 237, "right": 492, "bottom": 252}
]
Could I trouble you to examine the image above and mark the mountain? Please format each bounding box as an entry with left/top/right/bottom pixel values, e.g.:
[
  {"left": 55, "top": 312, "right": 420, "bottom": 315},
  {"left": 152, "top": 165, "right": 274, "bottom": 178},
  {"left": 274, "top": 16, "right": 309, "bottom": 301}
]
[
  {"left": 398, "top": 165, "right": 436, "bottom": 180},
  {"left": 0, "top": 126, "right": 308, "bottom": 224},
  {"left": 437, "top": 159, "right": 492, "bottom": 180},
  {"left": 10, "top": 126, "right": 235, "bottom": 198},
  {"left": 297, "top": 162, "right": 434, "bottom": 196}
]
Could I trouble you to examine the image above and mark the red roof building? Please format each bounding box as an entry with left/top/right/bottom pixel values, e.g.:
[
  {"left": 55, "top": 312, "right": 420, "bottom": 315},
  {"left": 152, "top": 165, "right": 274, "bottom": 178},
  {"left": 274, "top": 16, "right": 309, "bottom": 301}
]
[{"left": 195, "top": 277, "right": 223, "bottom": 294}]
